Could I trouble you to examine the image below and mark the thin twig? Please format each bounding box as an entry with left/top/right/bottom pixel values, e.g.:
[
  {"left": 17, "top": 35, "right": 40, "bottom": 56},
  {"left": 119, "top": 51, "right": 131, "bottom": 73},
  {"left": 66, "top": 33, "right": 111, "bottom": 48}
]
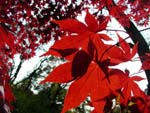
[
  {"left": 105, "top": 29, "right": 127, "bottom": 33},
  {"left": 140, "top": 27, "right": 150, "bottom": 32},
  {"left": 105, "top": 27, "right": 150, "bottom": 33},
  {"left": 130, "top": 70, "right": 145, "bottom": 76}
]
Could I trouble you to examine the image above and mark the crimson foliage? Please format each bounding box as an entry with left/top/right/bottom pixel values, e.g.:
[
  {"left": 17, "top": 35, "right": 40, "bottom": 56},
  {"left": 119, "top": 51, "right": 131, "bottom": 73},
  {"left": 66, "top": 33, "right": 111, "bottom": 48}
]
[
  {"left": 41, "top": 11, "right": 150, "bottom": 113},
  {"left": 0, "top": 0, "right": 149, "bottom": 113}
]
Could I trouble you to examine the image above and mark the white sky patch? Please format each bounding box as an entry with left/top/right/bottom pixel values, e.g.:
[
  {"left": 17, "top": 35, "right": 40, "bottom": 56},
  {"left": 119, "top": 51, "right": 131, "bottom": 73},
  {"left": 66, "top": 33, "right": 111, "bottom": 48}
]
[
  {"left": 14, "top": 56, "right": 41, "bottom": 83},
  {"left": 76, "top": 11, "right": 86, "bottom": 24},
  {"left": 14, "top": 38, "right": 55, "bottom": 83},
  {"left": 110, "top": 54, "right": 148, "bottom": 91}
]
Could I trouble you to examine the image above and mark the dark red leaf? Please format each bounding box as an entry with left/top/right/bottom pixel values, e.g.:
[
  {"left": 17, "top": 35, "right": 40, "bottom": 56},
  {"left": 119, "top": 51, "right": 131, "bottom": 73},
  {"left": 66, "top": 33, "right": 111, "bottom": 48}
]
[
  {"left": 72, "top": 50, "right": 92, "bottom": 77},
  {"left": 85, "top": 10, "right": 99, "bottom": 32}
]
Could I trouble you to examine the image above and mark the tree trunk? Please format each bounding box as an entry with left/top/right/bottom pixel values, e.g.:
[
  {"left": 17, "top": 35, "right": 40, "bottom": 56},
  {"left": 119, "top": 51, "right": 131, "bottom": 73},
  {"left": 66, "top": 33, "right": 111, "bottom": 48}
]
[
  {"left": 110, "top": 1, "right": 150, "bottom": 95},
  {"left": 124, "top": 21, "right": 150, "bottom": 95}
]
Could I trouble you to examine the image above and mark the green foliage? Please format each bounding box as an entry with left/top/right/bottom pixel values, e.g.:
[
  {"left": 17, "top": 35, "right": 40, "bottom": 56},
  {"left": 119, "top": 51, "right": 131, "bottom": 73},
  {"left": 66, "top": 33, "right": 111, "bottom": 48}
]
[
  {"left": 10, "top": 56, "right": 90, "bottom": 113},
  {"left": 12, "top": 83, "right": 66, "bottom": 113}
]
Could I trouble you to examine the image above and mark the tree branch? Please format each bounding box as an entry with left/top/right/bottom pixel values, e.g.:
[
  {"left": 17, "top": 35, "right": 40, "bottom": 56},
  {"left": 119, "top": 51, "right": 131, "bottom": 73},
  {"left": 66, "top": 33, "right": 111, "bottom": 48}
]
[
  {"left": 105, "top": 29, "right": 127, "bottom": 33},
  {"left": 140, "top": 27, "right": 150, "bottom": 32},
  {"left": 124, "top": 21, "right": 150, "bottom": 95},
  {"left": 11, "top": 60, "right": 24, "bottom": 83},
  {"left": 108, "top": 0, "right": 150, "bottom": 95},
  {"left": 105, "top": 27, "right": 150, "bottom": 33}
]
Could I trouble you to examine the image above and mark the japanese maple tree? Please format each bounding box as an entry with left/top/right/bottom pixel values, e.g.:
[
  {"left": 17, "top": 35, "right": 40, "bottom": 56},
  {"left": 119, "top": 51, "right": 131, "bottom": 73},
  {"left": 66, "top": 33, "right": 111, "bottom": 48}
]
[
  {"left": 0, "top": 0, "right": 83, "bottom": 112},
  {"left": 0, "top": 0, "right": 150, "bottom": 113}
]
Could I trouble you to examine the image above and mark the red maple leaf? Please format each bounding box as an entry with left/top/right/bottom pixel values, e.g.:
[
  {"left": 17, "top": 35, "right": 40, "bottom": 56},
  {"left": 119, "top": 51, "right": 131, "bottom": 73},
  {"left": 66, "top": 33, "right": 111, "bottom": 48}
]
[
  {"left": 41, "top": 11, "right": 139, "bottom": 113},
  {"left": 120, "top": 70, "right": 146, "bottom": 105},
  {"left": 42, "top": 60, "right": 125, "bottom": 113},
  {"left": 42, "top": 10, "right": 110, "bottom": 60},
  {"left": 41, "top": 49, "right": 127, "bottom": 113},
  {"left": 102, "top": 35, "right": 138, "bottom": 65}
]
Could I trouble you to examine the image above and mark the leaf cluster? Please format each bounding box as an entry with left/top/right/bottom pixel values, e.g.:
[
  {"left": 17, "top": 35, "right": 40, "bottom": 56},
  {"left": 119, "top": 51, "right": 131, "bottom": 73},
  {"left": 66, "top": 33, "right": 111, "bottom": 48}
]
[{"left": 41, "top": 11, "right": 150, "bottom": 113}]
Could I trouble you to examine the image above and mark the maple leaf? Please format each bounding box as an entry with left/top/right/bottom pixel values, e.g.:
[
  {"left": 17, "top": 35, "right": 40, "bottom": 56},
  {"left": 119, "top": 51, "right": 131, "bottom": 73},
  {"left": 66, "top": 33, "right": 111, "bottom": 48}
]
[
  {"left": 53, "top": 10, "right": 109, "bottom": 34},
  {"left": 120, "top": 70, "right": 146, "bottom": 105},
  {"left": 102, "top": 35, "right": 138, "bottom": 65},
  {"left": 85, "top": 10, "right": 99, "bottom": 32},
  {"left": 42, "top": 11, "right": 110, "bottom": 59},
  {"left": 41, "top": 50, "right": 92, "bottom": 84},
  {"left": 41, "top": 11, "right": 140, "bottom": 113},
  {"left": 41, "top": 34, "right": 90, "bottom": 60},
  {"left": 52, "top": 18, "right": 89, "bottom": 34},
  {"left": 61, "top": 62, "right": 123, "bottom": 113},
  {"left": 40, "top": 62, "right": 74, "bottom": 84},
  {"left": 85, "top": 11, "right": 109, "bottom": 32},
  {"left": 41, "top": 61, "right": 106, "bottom": 113},
  {"left": 118, "top": 34, "right": 138, "bottom": 60},
  {"left": 43, "top": 33, "right": 112, "bottom": 60},
  {"left": 41, "top": 50, "right": 125, "bottom": 113},
  {"left": 41, "top": 51, "right": 121, "bottom": 113}
]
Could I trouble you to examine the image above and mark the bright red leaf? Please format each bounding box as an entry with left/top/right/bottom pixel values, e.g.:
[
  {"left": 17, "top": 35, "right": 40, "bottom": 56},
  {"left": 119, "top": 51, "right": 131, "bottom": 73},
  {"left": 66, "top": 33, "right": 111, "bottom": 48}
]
[
  {"left": 52, "top": 19, "right": 89, "bottom": 34},
  {"left": 40, "top": 62, "right": 73, "bottom": 84},
  {"left": 85, "top": 10, "right": 99, "bottom": 32},
  {"left": 0, "top": 0, "right": 149, "bottom": 113},
  {"left": 104, "top": 36, "right": 138, "bottom": 64},
  {"left": 42, "top": 12, "right": 110, "bottom": 60},
  {"left": 121, "top": 71, "right": 146, "bottom": 105},
  {"left": 42, "top": 34, "right": 90, "bottom": 60},
  {"left": 61, "top": 62, "right": 124, "bottom": 113},
  {"left": 41, "top": 11, "right": 142, "bottom": 113}
]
